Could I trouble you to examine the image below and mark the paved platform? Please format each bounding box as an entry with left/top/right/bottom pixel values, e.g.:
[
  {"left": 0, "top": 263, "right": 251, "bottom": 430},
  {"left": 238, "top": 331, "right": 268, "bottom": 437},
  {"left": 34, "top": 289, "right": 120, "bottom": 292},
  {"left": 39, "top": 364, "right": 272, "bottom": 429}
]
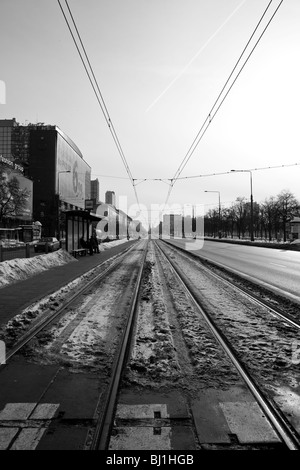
[{"left": 0, "top": 240, "right": 137, "bottom": 327}]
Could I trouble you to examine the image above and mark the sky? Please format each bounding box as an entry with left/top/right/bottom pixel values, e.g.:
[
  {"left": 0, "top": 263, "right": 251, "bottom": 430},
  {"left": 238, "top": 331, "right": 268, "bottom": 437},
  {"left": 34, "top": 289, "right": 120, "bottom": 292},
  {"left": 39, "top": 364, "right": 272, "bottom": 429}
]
[{"left": 1, "top": 0, "right": 300, "bottom": 226}]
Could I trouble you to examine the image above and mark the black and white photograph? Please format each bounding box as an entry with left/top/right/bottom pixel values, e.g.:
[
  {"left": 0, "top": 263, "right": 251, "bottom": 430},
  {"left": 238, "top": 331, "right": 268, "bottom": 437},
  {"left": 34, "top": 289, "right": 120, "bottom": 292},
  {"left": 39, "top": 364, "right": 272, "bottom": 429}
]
[{"left": 0, "top": 0, "right": 300, "bottom": 457}]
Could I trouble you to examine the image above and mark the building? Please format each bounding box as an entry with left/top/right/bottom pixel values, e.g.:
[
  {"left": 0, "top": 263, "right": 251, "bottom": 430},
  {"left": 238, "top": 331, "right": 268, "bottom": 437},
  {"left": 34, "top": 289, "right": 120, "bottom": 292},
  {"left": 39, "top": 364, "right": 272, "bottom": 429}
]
[
  {"left": 0, "top": 119, "right": 92, "bottom": 239},
  {"left": 0, "top": 118, "right": 30, "bottom": 166},
  {"left": 105, "top": 190, "right": 116, "bottom": 207},
  {"left": 27, "top": 124, "right": 91, "bottom": 238},
  {"left": 0, "top": 119, "right": 33, "bottom": 229},
  {"left": 162, "top": 213, "right": 183, "bottom": 237},
  {"left": 93, "top": 202, "right": 133, "bottom": 241},
  {"left": 91, "top": 179, "right": 100, "bottom": 203},
  {"left": 290, "top": 217, "right": 300, "bottom": 240}
]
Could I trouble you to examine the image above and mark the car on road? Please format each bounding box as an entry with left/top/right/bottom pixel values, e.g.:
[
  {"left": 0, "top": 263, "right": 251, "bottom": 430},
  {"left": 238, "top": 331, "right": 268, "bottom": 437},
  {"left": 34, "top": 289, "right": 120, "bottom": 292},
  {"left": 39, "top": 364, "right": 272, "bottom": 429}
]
[{"left": 34, "top": 237, "right": 60, "bottom": 253}]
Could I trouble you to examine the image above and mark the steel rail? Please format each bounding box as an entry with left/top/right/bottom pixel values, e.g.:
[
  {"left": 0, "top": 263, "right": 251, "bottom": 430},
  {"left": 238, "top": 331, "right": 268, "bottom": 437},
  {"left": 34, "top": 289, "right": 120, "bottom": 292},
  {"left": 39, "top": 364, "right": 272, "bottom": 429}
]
[
  {"left": 4, "top": 242, "right": 138, "bottom": 363},
  {"left": 90, "top": 241, "right": 149, "bottom": 450},
  {"left": 163, "top": 240, "right": 300, "bottom": 330},
  {"left": 155, "top": 240, "right": 300, "bottom": 451}
]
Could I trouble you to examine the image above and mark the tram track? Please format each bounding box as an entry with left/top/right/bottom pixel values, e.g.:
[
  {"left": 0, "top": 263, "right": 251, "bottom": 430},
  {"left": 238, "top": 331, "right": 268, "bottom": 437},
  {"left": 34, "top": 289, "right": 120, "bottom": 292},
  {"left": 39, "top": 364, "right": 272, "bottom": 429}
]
[
  {"left": 103, "top": 240, "right": 300, "bottom": 451},
  {"left": 154, "top": 240, "right": 300, "bottom": 450},
  {"left": 2, "top": 241, "right": 138, "bottom": 363},
  {"left": 163, "top": 239, "right": 300, "bottom": 331},
  {"left": 0, "top": 240, "right": 150, "bottom": 450},
  {"left": 1, "top": 238, "right": 299, "bottom": 450}
]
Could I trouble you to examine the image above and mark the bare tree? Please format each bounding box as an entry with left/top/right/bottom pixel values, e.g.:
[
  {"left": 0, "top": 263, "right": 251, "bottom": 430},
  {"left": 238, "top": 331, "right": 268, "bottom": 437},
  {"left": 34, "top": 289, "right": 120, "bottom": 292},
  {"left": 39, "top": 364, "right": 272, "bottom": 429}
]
[{"left": 260, "top": 196, "right": 279, "bottom": 241}]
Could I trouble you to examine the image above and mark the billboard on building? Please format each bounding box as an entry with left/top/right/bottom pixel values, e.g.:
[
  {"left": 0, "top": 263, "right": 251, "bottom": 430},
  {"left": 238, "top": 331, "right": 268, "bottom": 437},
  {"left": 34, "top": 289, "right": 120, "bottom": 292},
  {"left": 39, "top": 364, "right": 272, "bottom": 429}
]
[
  {"left": 56, "top": 132, "right": 91, "bottom": 209},
  {"left": 4, "top": 170, "right": 33, "bottom": 220}
]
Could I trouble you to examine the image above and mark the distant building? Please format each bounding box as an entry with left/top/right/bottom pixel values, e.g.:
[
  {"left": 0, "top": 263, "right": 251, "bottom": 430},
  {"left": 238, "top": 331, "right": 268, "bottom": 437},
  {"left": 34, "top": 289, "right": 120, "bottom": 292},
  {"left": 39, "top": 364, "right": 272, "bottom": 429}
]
[
  {"left": 290, "top": 217, "right": 300, "bottom": 240},
  {"left": 0, "top": 118, "right": 30, "bottom": 166},
  {"left": 163, "top": 213, "right": 182, "bottom": 237},
  {"left": 91, "top": 179, "right": 100, "bottom": 203},
  {"left": 105, "top": 190, "right": 116, "bottom": 207}
]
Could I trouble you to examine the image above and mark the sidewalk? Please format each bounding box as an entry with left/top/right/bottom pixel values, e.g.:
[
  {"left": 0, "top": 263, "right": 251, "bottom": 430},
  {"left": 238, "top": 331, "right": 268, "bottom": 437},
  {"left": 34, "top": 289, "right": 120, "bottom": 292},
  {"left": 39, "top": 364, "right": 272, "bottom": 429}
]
[{"left": 0, "top": 241, "right": 137, "bottom": 327}]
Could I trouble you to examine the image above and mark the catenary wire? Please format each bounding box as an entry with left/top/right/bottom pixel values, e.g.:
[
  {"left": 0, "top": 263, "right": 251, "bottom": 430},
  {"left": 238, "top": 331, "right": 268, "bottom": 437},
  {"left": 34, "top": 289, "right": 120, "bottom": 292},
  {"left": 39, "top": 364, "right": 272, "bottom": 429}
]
[
  {"left": 164, "top": 0, "right": 284, "bottom": 206},
  {"left": 57, "top": 0, "right": 140, "bottom": 208}
]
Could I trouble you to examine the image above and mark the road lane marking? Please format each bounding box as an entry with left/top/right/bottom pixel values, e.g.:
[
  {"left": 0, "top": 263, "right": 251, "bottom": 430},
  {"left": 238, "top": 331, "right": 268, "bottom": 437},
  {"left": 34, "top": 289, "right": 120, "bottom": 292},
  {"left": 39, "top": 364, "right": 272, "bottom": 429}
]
[{"left": 270, "top": 263, "right": 287, "bottom": 268}]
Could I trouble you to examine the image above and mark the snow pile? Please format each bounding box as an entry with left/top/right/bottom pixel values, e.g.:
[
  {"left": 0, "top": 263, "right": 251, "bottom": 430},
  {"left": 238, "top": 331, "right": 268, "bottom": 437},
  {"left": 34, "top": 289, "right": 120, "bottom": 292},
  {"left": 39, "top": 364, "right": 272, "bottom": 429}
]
[
  {"left": 99, "top": 239, "right": 130, "bottom": 251},
  {"left": 0, "top": 249, "right": 76, "bottom": 289}
]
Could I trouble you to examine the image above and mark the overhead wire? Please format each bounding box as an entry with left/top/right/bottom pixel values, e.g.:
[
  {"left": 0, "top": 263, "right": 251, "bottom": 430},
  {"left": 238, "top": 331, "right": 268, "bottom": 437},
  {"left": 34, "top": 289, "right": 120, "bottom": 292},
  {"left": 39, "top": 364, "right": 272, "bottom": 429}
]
[
  {"left": 57, "top": 0, "right": 140, "bottom": 208},
  {"left": 164, "top": 0, "right": 284, "bottom": 207},
  {"left": 176, "top": 162, "right": 300, "bottom": 180}
]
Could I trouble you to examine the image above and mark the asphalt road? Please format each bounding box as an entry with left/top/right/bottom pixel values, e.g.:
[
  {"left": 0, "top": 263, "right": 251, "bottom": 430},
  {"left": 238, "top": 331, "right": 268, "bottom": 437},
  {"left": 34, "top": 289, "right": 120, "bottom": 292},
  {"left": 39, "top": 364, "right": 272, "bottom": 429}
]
[{"left": 167, "top": 238, "right": 300, "bottom": 304}]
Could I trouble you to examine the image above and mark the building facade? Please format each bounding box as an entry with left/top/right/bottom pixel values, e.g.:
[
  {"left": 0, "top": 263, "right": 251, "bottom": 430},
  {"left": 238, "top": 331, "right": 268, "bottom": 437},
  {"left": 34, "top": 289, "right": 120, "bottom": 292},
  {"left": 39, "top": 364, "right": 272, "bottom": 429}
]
[
  {"left": 0, "top": 119, "right": 33, "bottom": 230},
  {"left": 0, "top": 119, "right": 91, "bottom": 238},
  {"left": 290, "top": 217, "right": 300, "bottom": 240},
  {"left": 28, "top": 125, "right": 91, "bottom": 238},
  {"left": 105, "top": 190, "right": 116, "bottom": 207},
  {"left": 91, "top": 179, "right": 100, "bottom": 203}
]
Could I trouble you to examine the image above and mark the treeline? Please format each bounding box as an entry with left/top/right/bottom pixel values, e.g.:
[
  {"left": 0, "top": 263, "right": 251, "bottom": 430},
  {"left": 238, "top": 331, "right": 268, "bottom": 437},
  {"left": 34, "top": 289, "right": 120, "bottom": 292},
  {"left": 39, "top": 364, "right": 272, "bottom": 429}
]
[{"left": 204, "top": 190, "right": 300, "bottom": 242}]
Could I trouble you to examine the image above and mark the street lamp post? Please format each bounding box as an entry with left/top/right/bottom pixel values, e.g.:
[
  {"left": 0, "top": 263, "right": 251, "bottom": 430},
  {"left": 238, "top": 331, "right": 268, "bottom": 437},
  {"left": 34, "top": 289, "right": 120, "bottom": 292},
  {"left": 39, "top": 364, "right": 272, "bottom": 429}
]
[
  {"left": 205, "top": 190, "right": 221, "bottom": 238},
  {"left": 231, "top": 169, "right": 254, "bottom": 242},
  {"left": 57, "top": 170, "right": 71, "bottom": 240}
]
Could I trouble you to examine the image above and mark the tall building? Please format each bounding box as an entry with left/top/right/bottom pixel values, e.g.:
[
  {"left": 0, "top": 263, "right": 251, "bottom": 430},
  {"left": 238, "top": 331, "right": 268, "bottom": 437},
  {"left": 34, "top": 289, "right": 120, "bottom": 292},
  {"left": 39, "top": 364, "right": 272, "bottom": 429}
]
[
  {"left": 0, "top": 118, "right": 92, "bottom": 237},
  {"left": 28, "top": 125, "right": 91, "bottom": 236},
  {"left": 105, "top": 190, "right": 116, "bottom": 207},
  {"left": 91, "top": 179, "right": 100, "bottom": 203},
  {"left": 0, "top": 119, "right": 33, "bottom": 226},
  {"left": 0, "top": 118, "right": 30, "bottom": 166}
]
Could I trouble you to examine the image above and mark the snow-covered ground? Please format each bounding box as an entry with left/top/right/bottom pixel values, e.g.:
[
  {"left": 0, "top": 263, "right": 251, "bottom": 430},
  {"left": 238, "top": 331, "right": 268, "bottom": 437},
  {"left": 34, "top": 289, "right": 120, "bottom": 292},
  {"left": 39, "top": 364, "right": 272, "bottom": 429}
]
[
  {"left": 0, "top": 239, "right": 130, "bottom": 289},
  {"left": 0, "top": 249, "right": 76, "bottom": 289}
]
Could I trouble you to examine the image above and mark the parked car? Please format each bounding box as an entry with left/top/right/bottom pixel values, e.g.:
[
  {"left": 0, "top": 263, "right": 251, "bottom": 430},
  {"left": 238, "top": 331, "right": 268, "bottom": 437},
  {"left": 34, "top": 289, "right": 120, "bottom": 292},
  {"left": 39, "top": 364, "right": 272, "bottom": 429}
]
[{"left": 34, "top": 237, "right": 60, "bottom": 253}]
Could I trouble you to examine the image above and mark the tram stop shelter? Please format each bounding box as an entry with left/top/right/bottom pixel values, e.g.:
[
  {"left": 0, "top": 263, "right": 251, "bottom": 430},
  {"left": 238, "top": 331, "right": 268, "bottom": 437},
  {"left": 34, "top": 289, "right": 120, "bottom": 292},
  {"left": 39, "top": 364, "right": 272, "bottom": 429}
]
[{"left": 64, "top": 210, "right": 104, "bottom": 252}]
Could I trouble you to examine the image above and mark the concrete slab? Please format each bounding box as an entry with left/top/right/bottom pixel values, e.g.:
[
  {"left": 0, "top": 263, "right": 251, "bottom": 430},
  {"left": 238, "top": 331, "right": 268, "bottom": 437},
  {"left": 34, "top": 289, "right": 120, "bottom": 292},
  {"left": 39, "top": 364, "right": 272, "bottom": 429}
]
[
  {"left": 29, "top": 403, "right": 60, "bottom": 420},
  {"left": 220, "top": 402, "right": 280, "bottom": 443},
  {"left": 10, "top": 428, "right": 47, "bottom": 450},
  {"left": 0, "top": 428, "right": 19, "bottom": 450},
  {"left": 192, "top": 387, "right": 281, "bottom": 445},
  {"left": 0, "top": 359, "right": 59, "bottom": 409},
  {"left": 116, "top": 404, "right": 169, "bottom": 420},
  {"left": 36, "top": 424, "right": 90, "bottom": 450},
  {"left": 191, "top": 386, "right": 254, "bottom": 444},
  {"left": 40, "top": 369, "right": 102, "bottom": 420},
  {"left": 0, "top": 403, "right": 36, "bottom": 421},
  {"left": 171, "top": 426, "right": 198, "bottom": 450},
  {"left": 110, "top": 394, "right": 197, "bottom": 450},
  {"left": 191, "top": 397, "right": 231, "bottom": 444},
  {"left": 109, "top": 426, "right": 172, "bottom": 451},
  {"left": 117, "top": 390, "right": 189, "bottom": 419}
]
